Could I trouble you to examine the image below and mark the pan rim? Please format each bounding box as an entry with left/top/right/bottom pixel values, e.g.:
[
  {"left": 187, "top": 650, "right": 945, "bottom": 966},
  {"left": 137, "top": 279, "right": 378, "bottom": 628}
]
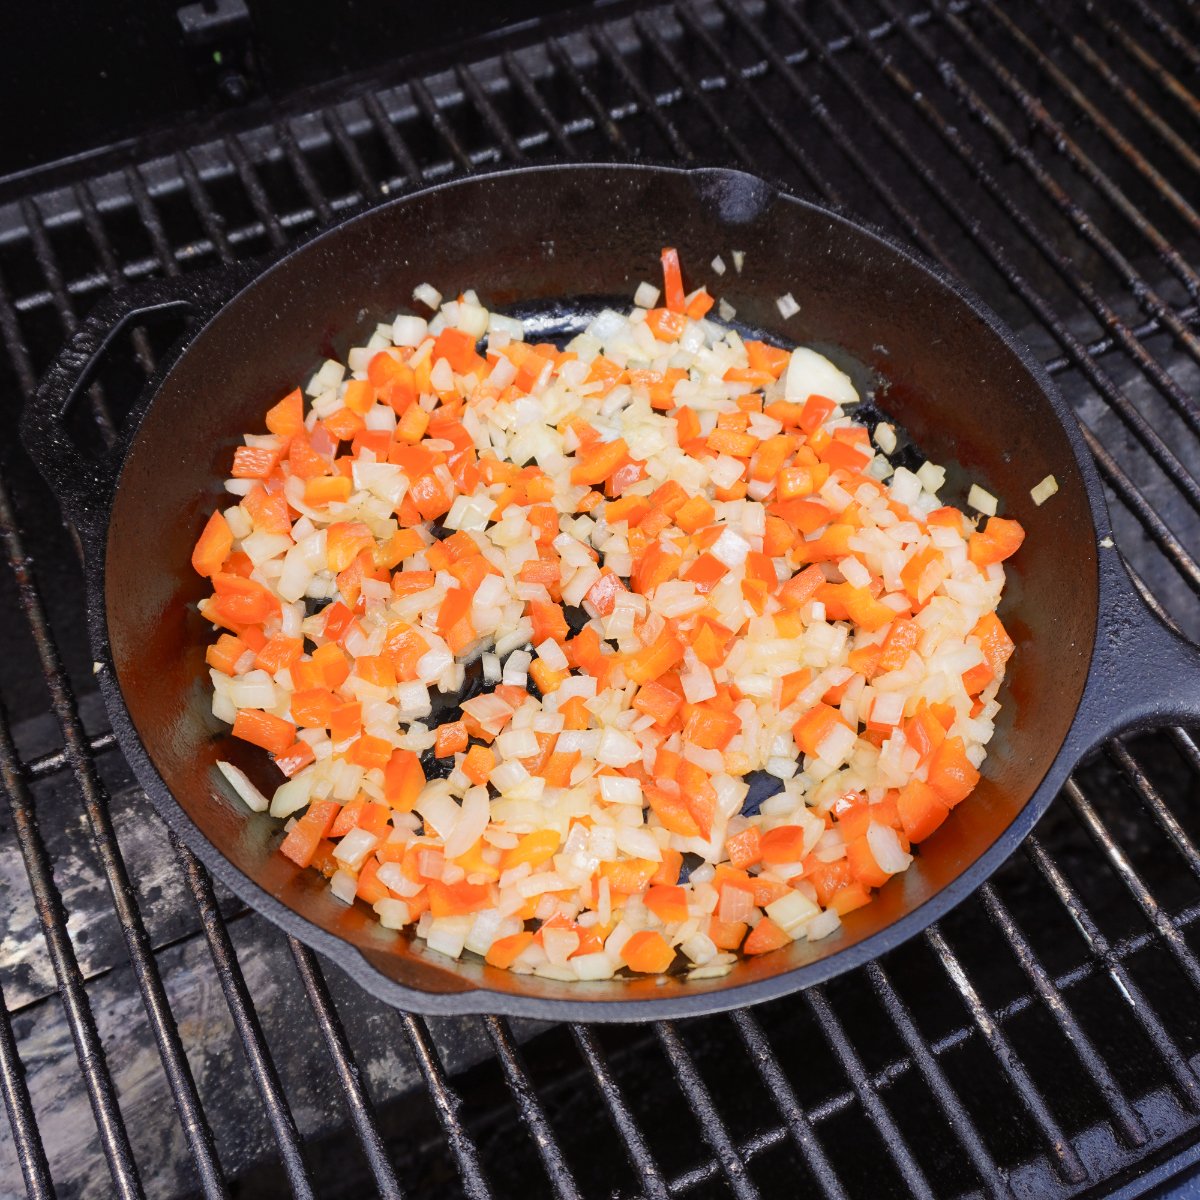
[{"left": 97, "top": 161, "right": 1109, "bottom": 1020}]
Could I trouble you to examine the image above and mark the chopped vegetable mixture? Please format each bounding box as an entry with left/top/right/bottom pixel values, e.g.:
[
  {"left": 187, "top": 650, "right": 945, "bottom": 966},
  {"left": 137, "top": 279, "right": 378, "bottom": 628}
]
[{"left": 195, "top": 249, "right": 1025, "bottom": 981}]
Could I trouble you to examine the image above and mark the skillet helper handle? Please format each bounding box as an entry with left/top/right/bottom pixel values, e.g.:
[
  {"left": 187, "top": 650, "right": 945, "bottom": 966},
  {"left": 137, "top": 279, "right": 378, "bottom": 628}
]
[
  {"left": 1074, "top": 547, "right": 1200, "bottom": 750},
  {"left": 21, "top": 274, "right": 244, "bottom": 547}
]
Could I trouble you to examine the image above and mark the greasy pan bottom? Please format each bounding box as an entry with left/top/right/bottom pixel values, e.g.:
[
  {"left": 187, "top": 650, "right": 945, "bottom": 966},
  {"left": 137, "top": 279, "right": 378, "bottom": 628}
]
[{"left": 24, "top": 164, "right": 1200, "bottom": 1020}]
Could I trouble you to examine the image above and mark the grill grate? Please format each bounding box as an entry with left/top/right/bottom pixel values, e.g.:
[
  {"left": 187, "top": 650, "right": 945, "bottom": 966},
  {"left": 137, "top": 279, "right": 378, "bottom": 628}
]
[{"left": 1, "top": 1, "right": 1199, "bottom": 1196}]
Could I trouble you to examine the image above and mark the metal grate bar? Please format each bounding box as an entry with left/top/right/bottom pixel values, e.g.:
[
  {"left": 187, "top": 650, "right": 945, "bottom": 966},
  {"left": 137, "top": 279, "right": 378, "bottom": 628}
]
[
  {"left": 976, "top": 882, "right": 1150, "bottom": 1148},
  {"left": 75, "top": 182, "right": 128, "bottom": 290},
  {"left": 455, "top": 65, "right": 528, "bottom": 165},
  {"left": 864, "top": 960, "right": 1016, "bottom": 1195},
  {"left": 548, "top": 38, "right": 630, "bottom": 156},
  {"left": 569, "top": 1026, "right": 670, "bottom": 1200},
  {"left": 1024, "top": 831, "right": 1200, "bottom": 1110},
  {"left": 1036, "top": 306, "right": 1197, "bottom": 375},
  {"left": 1108, "top": 742, "right": 1200, "bottom": 881},
  {"left": 124, "top": 165, "right": 183, "bottom": 278},
  {"left": 398, "top": 1013, "right": 493, "bottom": 1199},
  {"left": 1079, "top": 425, "right": 1200, "bottom": 598},
  {"left": 175, "top": 151, "right": 234, "bottom": 266},
  {"left": 1034, "top": 1, "right": 1200, "bottom": 180},
  {"left": 0, "top": 698, "right": 143, "bottom": 1199},
  {"left": 966, "top": 0, "right": 1200, "bottom": 252},
  {"left": 0, "top": 268, "right": 37, "bottom": 396},
  {"left": 825, "top": 0, "right": 1200, "bottom": 499},
  {"left": 715, "top": 0, "right": 954, "bottom": 275},
  {"left": 1171, "top": 727, "right": 1200, "bottom": 777},
  {"left": 25, "top": 731, "right": 117, "bottom": 780},
  {"left": 482, "top": 1015, "right": 582, "bottom": 1200},
  {"left": 1065, "top": 773, "right": 1200, "bottom": 1000},
  {"left": 924, "top": 926, "right": 1088, "bottom": 1184},
  {"left": 174, "top": 834, "right": 316, "bottom": 1200},
  {"left": 19, "top": 199, "right": 81, "bottom": 333},
  {"left": 650, "top": 1125, "right": 790, "bottom": 1197},
  {"left": 670, "top": 4, "right": 842, "bottom": 208},
  {"left": 625, "top": 13, "right": 750, "bottom": 171},
  {"left": 936, "top": 0, "right": 1200, "bottom": 290},
  {"left": 897, "top": 0, "right": 1200, "bottom": 405},
  {"left": 361, "top": 91, "right": 423, "bottom": 186},
  {"left": 729, "top": 1009, "right": 848, "bottom": 1200},
  {"left": 19, "top": 198, "right": 118, "bottom": 440},
  {"left": 502, "top": 52, "right": 578, "bottom": 158},
  {"left": 1126, "top": 559, "right": 1180, "bottom": 626},
  {"left": 655, "top": 1021, "right": 761, "bottom": 1200},
  {"left": 73, "top": 181, "right": 157, "bottom": 376},
  {"left": 0, "top": 974, "right": 53, "bottom": 1200},
  {"left": 0, "top": 483, "right": 228, "bottom": 1198},
  {"left": 590, "top": 25, "right": 694, "bottom": 162},
  {"left": 1118, "top": 0, "right": 1200, "bottom": 75},
  {"left": 325, "top": 109, "right": 382, "bottom": 202},
  {"left": 222, "top": 133, "right": 291, "bottom": 249},
  {"left": 804, "top": 987, "right": 936, "bottom": 1197},
  {"left": 409, "top": 77, "right": 476, "bottom": 174},
  {"left": 277, "top": 119, "right": 336, "bottom": 223},
  {"left": 289, "top": 940, "right": 403, "bottom": 1200}
]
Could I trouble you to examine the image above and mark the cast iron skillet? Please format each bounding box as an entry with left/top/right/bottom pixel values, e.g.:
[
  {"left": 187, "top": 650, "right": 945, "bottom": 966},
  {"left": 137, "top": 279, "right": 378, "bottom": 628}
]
[{"left": 22, "top": 164, "right": 1200, "bottom": 1021}]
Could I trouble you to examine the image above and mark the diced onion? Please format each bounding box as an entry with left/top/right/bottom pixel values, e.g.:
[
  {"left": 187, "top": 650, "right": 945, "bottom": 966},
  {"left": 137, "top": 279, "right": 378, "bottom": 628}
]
[
  {"left": 270, "top": 775, "right": 314, "bottom": 819},
  {"left": 216, "top": 761, "right": 269, "bottom": 813},
  {"left": 765, "top": 890, "right": 819, "bottom": 934},
  {"left": 776, "top": 292, "right": 800, "bottom": 319},
  {"left": 599, "top": 775, "right": 642, "bottom": 805},
  {"left": 806, "top": 908, "right": 841, "bottom": 941},
  {"left": 867, "top": 822, "right": 912, "bottom": 875},
  {"left": 413, "top": 282, "right": 442, "bottom": 309},
  {"left": 967, "top": 483, "right": 998, "bottom": 516},
  {"left": 633, "top": 281, "right": 661, "bottom": 308},
  {"left": 334, "top": 827, "right": 379, "bottom": 870},
  {"left": 375, "top": 899, "right": 412, "bottom": 929},
  {"left": 785, "top": 346, "right": 857, "bottom": 406},
  {"left": 1031, "top": 474, "right": 1059, "bottom": 506},
  {"left": 596, "top": 728, "right": 642, "bottom": 767},
  {"left": 392, "top": 315, "right": 428, "bottom": 346},
  {"left": 916, "top": 461, "right": 946, "bottom": 496},
  {"left": 444, "top": 787, "right": 490, "bottom": 859},
  {"left": 330, "top": 870, "right": 358, "bottom": 904}
]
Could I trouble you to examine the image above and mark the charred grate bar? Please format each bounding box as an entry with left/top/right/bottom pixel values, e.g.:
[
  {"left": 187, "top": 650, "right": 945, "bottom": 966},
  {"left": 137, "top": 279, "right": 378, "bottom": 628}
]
[{"left": 0, "top": 1, "right": 1199, "bottom": 1196}]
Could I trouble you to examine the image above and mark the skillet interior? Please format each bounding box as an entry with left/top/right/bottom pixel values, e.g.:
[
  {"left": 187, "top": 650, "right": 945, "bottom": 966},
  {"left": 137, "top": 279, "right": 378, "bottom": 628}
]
[{"left": 103, "top": 165, "right": 1098, "bottom": 1013}]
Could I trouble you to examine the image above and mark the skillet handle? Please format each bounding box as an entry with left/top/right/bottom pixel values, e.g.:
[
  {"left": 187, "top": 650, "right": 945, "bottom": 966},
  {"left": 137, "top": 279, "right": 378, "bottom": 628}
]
[
  {"left": 20, "top": 272, "right": 248, "bottom": 550},
  {"left": 1069, "top": 547, "right": 1200, "bottom": 752}
]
